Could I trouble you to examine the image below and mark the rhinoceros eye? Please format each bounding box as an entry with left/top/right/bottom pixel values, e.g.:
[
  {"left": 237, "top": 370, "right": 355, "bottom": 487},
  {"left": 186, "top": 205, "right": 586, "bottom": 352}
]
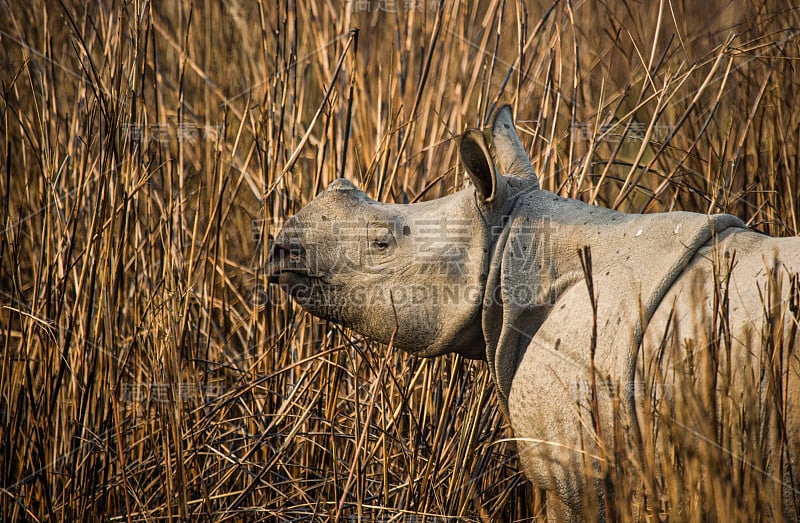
[{"left": 370, "top": 227, "right": 393, "bottom": 253}]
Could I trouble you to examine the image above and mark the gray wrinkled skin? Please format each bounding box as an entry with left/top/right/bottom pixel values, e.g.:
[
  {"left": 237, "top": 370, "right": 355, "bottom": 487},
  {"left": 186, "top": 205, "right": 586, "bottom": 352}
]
[{"left": 268, "top": 105, "right": 800, "bottom": 520}]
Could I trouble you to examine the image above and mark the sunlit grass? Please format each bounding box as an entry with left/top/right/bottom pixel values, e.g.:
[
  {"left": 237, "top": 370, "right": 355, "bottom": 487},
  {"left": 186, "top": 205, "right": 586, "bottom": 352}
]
[{"left": 1, "top": 0, "right": 798, "bottom": 520}]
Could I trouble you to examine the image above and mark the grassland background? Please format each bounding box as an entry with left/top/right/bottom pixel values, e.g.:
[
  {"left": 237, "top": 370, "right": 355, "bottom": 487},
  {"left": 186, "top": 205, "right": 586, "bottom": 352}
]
[{"left": 1, "top": 0, "right": 799, "bottom": 521}]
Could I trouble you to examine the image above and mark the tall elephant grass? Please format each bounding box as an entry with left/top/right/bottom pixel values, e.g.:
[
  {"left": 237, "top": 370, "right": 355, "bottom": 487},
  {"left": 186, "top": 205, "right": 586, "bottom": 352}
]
[{"left": 1, "top": 0, "right": 798, "bottom": 520}]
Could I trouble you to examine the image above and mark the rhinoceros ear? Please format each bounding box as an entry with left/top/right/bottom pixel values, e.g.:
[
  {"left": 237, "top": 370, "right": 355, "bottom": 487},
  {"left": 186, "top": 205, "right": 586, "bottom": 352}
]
[
  {"left": 491, "top": 104, "right": 539, "bottom": 190},
  {"left": 460, "top": 129, "right": 507, "bottom": 205}
]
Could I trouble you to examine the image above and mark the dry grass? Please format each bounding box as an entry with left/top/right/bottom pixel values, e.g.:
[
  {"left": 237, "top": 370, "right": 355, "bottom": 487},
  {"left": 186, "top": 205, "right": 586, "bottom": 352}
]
[{"left": 1, "top": 0, "right": 799, "bottom": 520}]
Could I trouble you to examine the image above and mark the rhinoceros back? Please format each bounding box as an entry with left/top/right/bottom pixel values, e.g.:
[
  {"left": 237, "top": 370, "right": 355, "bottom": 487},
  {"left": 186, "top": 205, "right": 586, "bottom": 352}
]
[
  {"left": 490, "top": 191, "right": 775, "bottom": 512},
  {"left": 643, "top": 228, "right": 800, "bottom": 517}
]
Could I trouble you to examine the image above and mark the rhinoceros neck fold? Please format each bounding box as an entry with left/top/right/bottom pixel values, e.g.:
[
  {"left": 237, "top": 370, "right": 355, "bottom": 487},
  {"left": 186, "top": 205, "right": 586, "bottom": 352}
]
[
  {"left": 481, "top": 194, "right": 537, "bottom": 413},
  {"left": 482, "top": 190, "right": 747, "bottom": 414}
]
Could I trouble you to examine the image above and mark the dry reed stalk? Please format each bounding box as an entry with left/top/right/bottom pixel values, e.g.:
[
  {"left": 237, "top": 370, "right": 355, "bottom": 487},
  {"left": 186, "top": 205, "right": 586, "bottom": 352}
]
[{"left": 1, "top": 0, "right": 798, "bottom": 520}]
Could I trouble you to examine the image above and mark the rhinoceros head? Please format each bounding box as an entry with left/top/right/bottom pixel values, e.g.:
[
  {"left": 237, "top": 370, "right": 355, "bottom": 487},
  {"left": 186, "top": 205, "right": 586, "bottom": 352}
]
[{"left": 267, "top": 106, "right": 539, "bottom": 359}]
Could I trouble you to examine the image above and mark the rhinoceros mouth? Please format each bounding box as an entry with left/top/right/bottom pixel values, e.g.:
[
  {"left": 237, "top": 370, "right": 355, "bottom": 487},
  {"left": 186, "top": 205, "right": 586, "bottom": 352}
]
[
  {"left": 267, "top": 242, "right": 315, "bottom": 283},
  {"left": 273, "top": 273, "right": 346, "bottom": 322},
  {"left": 268, "top": 265, "right": 332, "bottom": 290},
  {"left": 267, "top": 242, "right": 339, "bottom": 310}
]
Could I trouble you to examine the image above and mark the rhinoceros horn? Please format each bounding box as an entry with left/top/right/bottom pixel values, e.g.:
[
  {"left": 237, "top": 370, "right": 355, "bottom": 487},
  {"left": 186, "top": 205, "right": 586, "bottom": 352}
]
[{"left": 491, "top": 104, "right": 540, "bottom": 189}]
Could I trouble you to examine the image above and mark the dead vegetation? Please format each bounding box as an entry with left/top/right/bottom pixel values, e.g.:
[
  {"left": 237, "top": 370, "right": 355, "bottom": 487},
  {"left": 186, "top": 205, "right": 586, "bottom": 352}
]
[{"left": 1, "top": 0, "right": 799, "bottom": 520}]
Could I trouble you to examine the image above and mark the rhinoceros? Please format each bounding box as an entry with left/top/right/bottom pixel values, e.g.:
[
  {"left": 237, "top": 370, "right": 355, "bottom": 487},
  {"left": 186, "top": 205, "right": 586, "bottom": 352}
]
[{"left": 267, "top": 105, "right": 800, "bottom": 520}]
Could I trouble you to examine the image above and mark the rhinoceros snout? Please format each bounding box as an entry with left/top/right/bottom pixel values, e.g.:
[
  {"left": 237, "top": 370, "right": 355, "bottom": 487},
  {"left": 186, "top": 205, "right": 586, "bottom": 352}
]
[{"left": 266, "top": 240, "right": 307, "bottom": 283}]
